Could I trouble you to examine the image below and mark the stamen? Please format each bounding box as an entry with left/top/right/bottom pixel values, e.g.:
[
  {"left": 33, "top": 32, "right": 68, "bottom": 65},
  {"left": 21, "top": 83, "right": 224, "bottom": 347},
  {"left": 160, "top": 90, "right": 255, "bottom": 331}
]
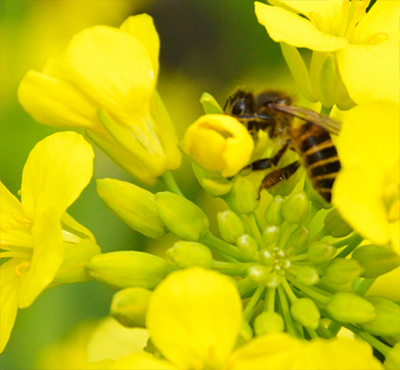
[
  {"left": 11, "top": 210, "right": 32, "bottom": 227},
  {"left": 308, "top": 11, "right": 324, "bottom": 32},
  {"left": 368, "top": 32, "right": 389, "bottom": 45},
  {"left": 15, "top": 261, "right": 31, "bottom": 276},
  {"left": 61, "top": 230, "right": 81, "bottom": 244}
]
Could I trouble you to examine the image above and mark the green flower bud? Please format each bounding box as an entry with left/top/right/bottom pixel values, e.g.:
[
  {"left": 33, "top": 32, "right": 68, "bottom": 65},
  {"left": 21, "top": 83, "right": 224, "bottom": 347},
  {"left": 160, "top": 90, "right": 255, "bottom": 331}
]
[
  {"left": 200, "top": 92, "right": 223, "bottom": 114},
  {"left": 260, "top": 249, "right": 274, "bottom": 266},
  {"left": 289, "top": 227, "right": 310, "bottom": 254},
  {"left": 97, "top": 179, "right": 165, "bottom": 239},
  {"left": 254, "top": 311, "right": 285, "bottom": 335},
  {"left": 167, "top": 241, "right": 213, "bottom": 269},
  {"left": 223, "top": 177, "right": 260, "bottom": 214},
  {"left": 282, "top": 191, "right": 310, "bottom": 224},
  {"left": 265, "top": 271, "right": 282, "bottom": 288},
  {"left": 352, "top": 244, "right": 400, "bottom": 278},
  {"left": 240, "top": 319, "right": 254, "bottom": 342},
  {"left": 50, "top": 239, "right": 101, "bottom": 288},
  {"left": 110, "top": 287, "right": 151, "bottom": 328},
  {"left": 237, "top": 234, "right": 259, "bottom": 260},
  {"left": 326, "top": 292, "right": 376, "bottom": 324},
  {"left": 262, "top": 225, "right": 280, "bottom": 246},
  {"left": 87, "top": 251, "right": 168, "bottom": 290},
  {"left": 359, "top": 297, "right": 400, "bottom": 336},
  {"left": 308, "top": 241, "right": 336, "bottom": 265},
  {"left": 217, "top": 210, "right": 245, "bottom": 243},
  {"left": 291, "top": 298, "right": 320, "bottom": 329},
  {"left": 384, "top": 343, "right": 400, "bottom": 370},
  {"left": 296, "top": 266, "right": 320, "bottom": 286},
  {"left": 323, "top": 208, "right": 352, "bottom": 238},
  {"left": 248, "top": 265, "right": 271, "bottom": 285},
  {"left": 155, "top": 191, "right": 209, "bottom": 241},
  {"left": 324, "top": 258, "right": 363, "bottom": 285},
  {"left": 264, "top": 195, "right": 285, "bottom": 225}
]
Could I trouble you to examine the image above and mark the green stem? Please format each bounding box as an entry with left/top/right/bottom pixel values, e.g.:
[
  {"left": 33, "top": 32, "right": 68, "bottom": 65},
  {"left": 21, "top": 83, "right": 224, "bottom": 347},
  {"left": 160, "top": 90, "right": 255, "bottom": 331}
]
[
  {"left": 334, "top": 233, "right": 363, "bottom": 259},
  {"left": 245, "top": 213, "right": 266, "bottom": 249},
  {"left": 212, "top": 261, "right": 257, "bottom": 276},
  {"left": 277, "top": 285, "right": 299, "bottom": 338},
  {"left": 286, "top": 273, "right": 331, "bottom": 305},
  {"left": 327, "top": 321, "right": 342, "bottom": 336},
  {"left": 243, "top": 285, "right": 265, "bottom": 322},
  {"left": 305, "top": 327, "right": 319, "bottom": 339},
  {"left": 353, "top": 278, "right": 376, "bottom": 296},
  {"left": 343, "top": 324, "right": 392, "bottom": 356},
  {"left": 238, "top": 277, "right": 257, "bottom": 299},
  {"left": 264, "top": 287, "right": 276, "bottom": 312},
  {"left": 281, "top": 277, "right": 298, "bottom": 303},
  {"left": 301, "top": 203, "right": 320, "bottom": 228},
  {"left": 309, "top": 227, "right": 328, "bottom": 244},
  {"left": 279, "top": 224, "right": 298, "bottom": 250},
  {"left": 200, "top": 231, "right": 245, "bottom": 262},
  {"left": 316, "top": 323, "right": 335, "bottom": 339},
  {"left": 288, "top": 253, "right": 308, "bottom": 262},
  {"left": 160, "top": 171, "right": 184, "bottom": 197},
  {"left": 320, "top": 105, "right": 333, "bottom": 116},
  {"left": 332, "top": 233, "right": 361, "bottom": 249}
]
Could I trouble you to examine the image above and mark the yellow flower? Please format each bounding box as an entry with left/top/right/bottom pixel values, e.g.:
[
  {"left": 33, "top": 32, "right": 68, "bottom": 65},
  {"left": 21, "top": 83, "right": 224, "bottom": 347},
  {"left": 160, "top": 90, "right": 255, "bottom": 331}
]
[
  {"left": 255, "top": 1, "right": 400, "bottom": 108},
  {"left": 0, "top": 131, "right": 97, "bottom": 353},
  {"left": 333, "top": 100, "right": 400, "bottom": 254},
  {"left": 90, "top": 268, "right": 382, "bottom": 370},
  {"left": 182, "top": 114, "right": 254, "bottom": 177},
  {"left": 18, "top": 14, "right": 181, "bottom": 184}
]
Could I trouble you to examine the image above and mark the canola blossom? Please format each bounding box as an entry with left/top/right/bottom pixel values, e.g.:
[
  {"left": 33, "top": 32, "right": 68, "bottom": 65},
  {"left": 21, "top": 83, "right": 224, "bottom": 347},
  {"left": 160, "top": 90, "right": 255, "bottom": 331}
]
[
  {"left": 255, "top": 0, "right": 400, "bottom": 108},
  {"left": 0, "top": 132, "right": 98, "bottom": 353},
  {"left": 18, "top": 14, "right": 181, "bottom": 184},
  {"left": 3, "top": 5, "right": 400, "bottom": 370}
]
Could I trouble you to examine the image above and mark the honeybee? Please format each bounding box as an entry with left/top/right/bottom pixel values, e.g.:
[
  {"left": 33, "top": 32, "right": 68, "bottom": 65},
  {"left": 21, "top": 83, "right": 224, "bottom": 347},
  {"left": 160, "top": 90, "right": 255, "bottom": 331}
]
[{"left": 224, "top": 90, "right": 341, "bottom": 203}]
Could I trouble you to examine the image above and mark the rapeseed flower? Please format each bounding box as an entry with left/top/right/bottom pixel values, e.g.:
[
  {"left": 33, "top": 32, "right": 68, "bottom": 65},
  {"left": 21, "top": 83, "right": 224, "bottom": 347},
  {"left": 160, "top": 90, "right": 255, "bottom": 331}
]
[
  {"left": 255, "top": 0, "right": 400, "bottom": 108},
  {"left": 0, "top": 132, "right": 97, "bottom": 352},
  {"left": 333, "top": 100, "right": 400, "bottom": 254},
  {"left": 18, "top": 14, "right": 181, "bottom": 184}
]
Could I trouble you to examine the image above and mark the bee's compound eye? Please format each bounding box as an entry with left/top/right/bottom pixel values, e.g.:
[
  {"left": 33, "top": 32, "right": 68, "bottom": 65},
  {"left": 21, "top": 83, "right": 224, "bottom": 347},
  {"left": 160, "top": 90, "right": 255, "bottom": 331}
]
[{"left": 231, "top": 98, "right": 247, "bottom": 116}]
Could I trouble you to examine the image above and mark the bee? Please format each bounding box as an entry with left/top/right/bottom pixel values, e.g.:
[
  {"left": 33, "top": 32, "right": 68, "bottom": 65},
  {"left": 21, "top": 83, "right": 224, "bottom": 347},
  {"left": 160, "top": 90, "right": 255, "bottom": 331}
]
[{"left": 224, "top": 89, "right": 341, "bottom": 203}]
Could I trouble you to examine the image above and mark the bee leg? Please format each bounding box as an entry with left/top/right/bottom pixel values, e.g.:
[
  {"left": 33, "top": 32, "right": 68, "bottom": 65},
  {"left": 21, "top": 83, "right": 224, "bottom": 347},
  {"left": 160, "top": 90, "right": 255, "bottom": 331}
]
[
  {"left": 243, "top": 140, "right": 290, "bottom": 172},
  {"left": 258, "top": 161, "right": 300, "bottom": 199}
]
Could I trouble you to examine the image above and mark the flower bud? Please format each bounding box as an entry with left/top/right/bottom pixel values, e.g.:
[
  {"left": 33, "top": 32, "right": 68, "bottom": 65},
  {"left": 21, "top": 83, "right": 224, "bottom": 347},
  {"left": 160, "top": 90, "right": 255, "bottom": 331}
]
[
  {"left": 260, "top": 249, "right": 274, "bottom": 266},
  {"left": 359, "top": 297, "right": 400, "bottom": 336},
  {"left": 324, "top": 208, "right": 353, "bottom": 238},
  {"left": 254, "top": 311, "right": 285, "bottom": 335},
  {"left": 291, "top": 298, "right": 320, "bottom": 329},
  {"left": 282, "top": 191, "right": 310, "bottom": 224},
  {"left": 324, "top": 258, "right": 363, "bottom": 285},
  {"left": 110, "top": 287, "right": 151, "bottom": 328},
  {"left": 155, "top": 191, "right": 209, "bottom": 241},
  {"left": 181, "top": 114, "right": 254, "bottom": 177},
  {"left": 237, "top": 234, "right": 259, "bottom": 260},
  {"left": 50, "top": 239, "right": 101, "bottom": 287},
  {"left": 167, "top": 241, "right": 213, "bottom": 269},
  {"left": 352, "top": 244, "right": 400, "bottom": 278},
  {"left": 262, "top": 225, "right": 280, "bottom": 246},
  {"left": 384, "top": 343, "right": 400, "bottom": 370},
  {"left": 87, "top": 251, "right": 168, "bottom": 290},
  {"left": 97, "top": 179, "right": 165, "bottom": 239},
  {"left": 247, "top": 265, "right": 271, "bottom": 285},
  {"left": 308, "top": 241, "right": 336, "bottom": 265},
  {"left": 200, "top": 92, "right": 223, "bottom": 114},
  {"left": 265, "top": 271, "right": 282, "bottom": 288},
  {"left": 289, "top": 227, "right": 309, "bottom": 252},
  {"left": 240, "top": 319, "right": 254, "bottom": 342},
  {"left": 296, "top": 266, "right": 320, "bottom": 286},
  {"left": 264, "top": 195, "right": 285, "bottom": 225},
  {"left": 326, "top": 292, "right": 376, "bottom": 324},
  {"left": 217, "top": 210, "right": 245, "bottom": 243},
  {"left": 224, "top": 177, "right": 260, "bottom": 214}
]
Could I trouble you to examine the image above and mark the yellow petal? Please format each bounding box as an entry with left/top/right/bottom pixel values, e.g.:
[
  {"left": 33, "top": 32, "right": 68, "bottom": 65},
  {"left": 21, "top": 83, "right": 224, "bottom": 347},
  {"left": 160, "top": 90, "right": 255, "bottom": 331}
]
[
  {"left": 255, "top": 2, "right": 347, "bottom": 52},
  {"left": 338, "top": 101, "right": 400, "bottom": 173},
  {"left": 337, "top": 43, "right": 399, "bottom": 104},
  {"left": 0, "top": 259, "right": 21, "bottom": 353},
  {"left": 227, "top": 333, "right": 305, "bottom": 370},
  {"left": 18, "top": 70, "right": 97, "bottom": 128},
  {"left": 108, "top": 352, "right": 177, "bottom": 370},
  {"left": 294, "top": 337, "right": 383, "bottom": 369},
  {"left": 63, "top": 26, "right": 155, "bottom": 122},
  {"left": 119, "top": 14, "right": 159, "bottom": 79},
  {"left": 21, "top": 132, "right": 94, "bottom": 220},
  {"left": 333, "top": 167, "right": 389, "bottom": 246},
  {"left": 389, "top": 221, "right": 400, "bottom": 255},
  {"left": 18, "top": 208, "right": 64, "bottom": 308},
  {"left": 147, "top": 268, "right": 242, "bottom": 370}
]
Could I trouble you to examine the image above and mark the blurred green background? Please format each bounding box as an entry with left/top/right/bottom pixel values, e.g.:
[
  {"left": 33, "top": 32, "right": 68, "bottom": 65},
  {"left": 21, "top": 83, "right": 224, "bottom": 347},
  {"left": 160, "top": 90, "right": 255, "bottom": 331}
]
[{"left": 0, "top": 0, "right": 296, "bottom": 368}]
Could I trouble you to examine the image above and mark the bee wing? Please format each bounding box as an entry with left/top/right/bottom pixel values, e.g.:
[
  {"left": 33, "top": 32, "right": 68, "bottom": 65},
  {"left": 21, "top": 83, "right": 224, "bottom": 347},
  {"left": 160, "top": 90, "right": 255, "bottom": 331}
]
[{"left": 273, "top": 105, "right": 341, "bottom": 135}]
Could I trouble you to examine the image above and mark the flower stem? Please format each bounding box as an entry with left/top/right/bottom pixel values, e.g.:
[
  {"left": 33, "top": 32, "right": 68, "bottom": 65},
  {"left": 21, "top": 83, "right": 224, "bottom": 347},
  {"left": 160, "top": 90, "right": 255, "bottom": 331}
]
[
  {"left": 243, "top": 285, "right": 265, "bottom": 322},
  {"left": 160, "top": 171, "right": 184, "bottom": 197},
  {"left": 244, "top": 213, "right": 266, "bottom": 249},
  {"left": 212, "top": 261, "right": 258, "bottom": 276},
  {"left": 320, "top": 105, "right": 333, "bottom": 116},
  {"left": 334, "top": 233, "right": 363, "bottom": 259},
  {"left": 264, "top": 287, "right": 276, "bottom": 312},
  {"left": 200, "top": 231, "right": 245, "bottom": 262},
  {"left": 277, "top": 285, "right": 300, "bottom": 338},
  {"left": 353, "top": 277, "right": 376, "bottom": 296},
  {"left": 286, "top": 273, "right": 331, "bottom": 305}
]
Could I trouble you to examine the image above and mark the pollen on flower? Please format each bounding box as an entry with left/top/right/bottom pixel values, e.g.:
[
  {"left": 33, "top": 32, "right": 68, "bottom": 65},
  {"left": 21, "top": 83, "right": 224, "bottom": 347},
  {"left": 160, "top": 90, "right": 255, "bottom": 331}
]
[{"left": 15, "top": 261, "right": 31, "bottom": 276}]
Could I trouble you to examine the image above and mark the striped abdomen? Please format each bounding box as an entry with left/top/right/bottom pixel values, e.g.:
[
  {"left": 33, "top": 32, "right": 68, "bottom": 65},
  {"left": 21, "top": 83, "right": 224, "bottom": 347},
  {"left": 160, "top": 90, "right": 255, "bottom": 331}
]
[{"left": 292, "top": 122, "right": 341, "bottom": 202}]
